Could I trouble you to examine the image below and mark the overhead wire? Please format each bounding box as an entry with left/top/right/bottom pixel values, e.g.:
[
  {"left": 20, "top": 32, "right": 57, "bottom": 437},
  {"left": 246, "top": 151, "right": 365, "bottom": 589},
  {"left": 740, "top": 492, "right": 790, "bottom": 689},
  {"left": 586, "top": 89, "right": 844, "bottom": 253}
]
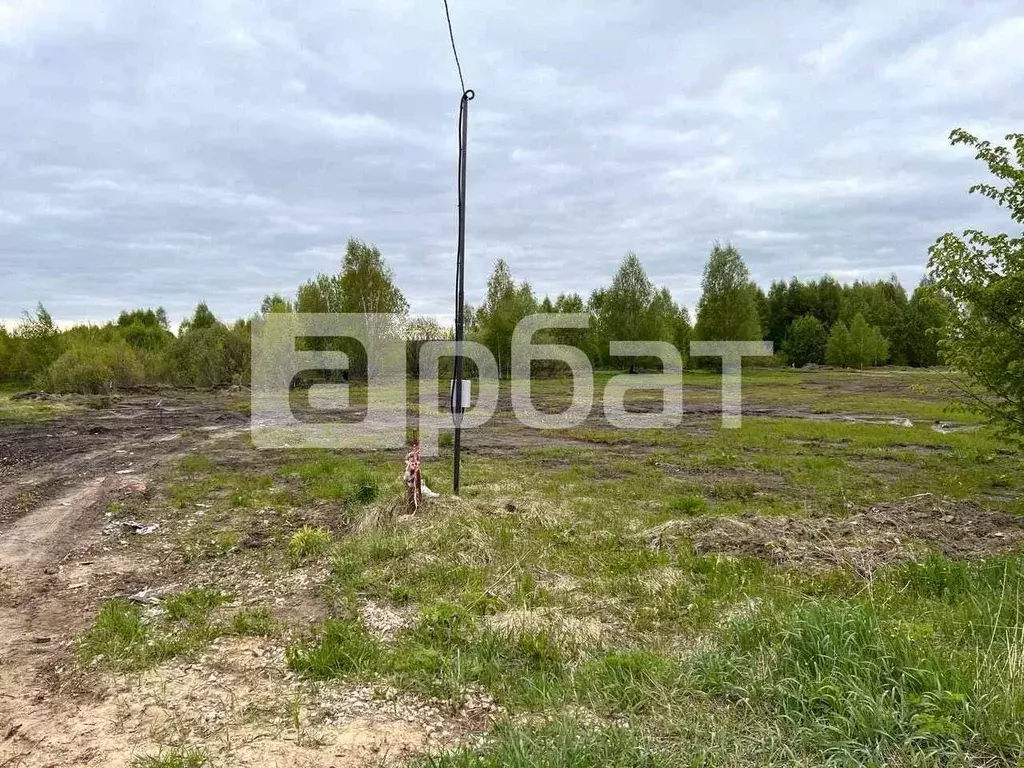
[{"left": 442, "top": 0, "right": 466, "bottom": 94}]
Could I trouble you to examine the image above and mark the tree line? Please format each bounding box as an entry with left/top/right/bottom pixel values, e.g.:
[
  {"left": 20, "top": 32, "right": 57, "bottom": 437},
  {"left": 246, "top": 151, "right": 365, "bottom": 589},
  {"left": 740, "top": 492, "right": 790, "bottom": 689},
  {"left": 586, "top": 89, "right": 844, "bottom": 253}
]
[
  {"left": 0, "top": 237, "right": 953, "bottom": 393},
  {"left": 470, "top": 244, "right": 952, "bottom": 375}
]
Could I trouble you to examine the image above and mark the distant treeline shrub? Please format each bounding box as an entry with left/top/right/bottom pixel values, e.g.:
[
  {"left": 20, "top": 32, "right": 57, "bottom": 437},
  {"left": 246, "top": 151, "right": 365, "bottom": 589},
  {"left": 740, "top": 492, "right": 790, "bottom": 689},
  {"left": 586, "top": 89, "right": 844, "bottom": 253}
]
[{"left": 0, "top": 303, "right": 251, "bottom": 393}]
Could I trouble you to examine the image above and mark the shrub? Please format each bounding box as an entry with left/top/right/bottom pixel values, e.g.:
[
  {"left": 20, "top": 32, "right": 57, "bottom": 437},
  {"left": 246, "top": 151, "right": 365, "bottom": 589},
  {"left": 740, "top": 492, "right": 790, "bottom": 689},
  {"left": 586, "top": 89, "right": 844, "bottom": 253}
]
[
  {"left": 41, "top": 339, "right": 147, "bottom": 393},
  {"left": 163, "top": 304, "right": 250, "bottom": 388}
]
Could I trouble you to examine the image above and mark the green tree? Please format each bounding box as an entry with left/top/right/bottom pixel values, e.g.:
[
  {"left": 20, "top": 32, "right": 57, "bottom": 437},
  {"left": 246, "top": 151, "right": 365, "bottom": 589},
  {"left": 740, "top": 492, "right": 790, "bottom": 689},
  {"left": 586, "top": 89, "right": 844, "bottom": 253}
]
[
  {"left": 295, "top": 273, "right": 344, "bottom": 314},
  {"left": 782, "top": 315, "right": 827, "bottom": 367},
  {"left": 838, "top": 277, "right": 908, "bottom": 363},
  {"left": 338, "top": 238, "right": 408, "bottom": 317},
  {"left": 10, "top": 303, "right": 61, "bottom": 381},
  {"left": 903, "top": 278, "right": 953, "bottom": 367},
  {"left": 814, "top": 276, "right": 843, "bottom": 328},
  {"left": 0, "top": 326, "right": 12, "bottom": 381},
  {"left": 673, "top": 305, "right": 693, "bottom": 368},
  {"left": 475, "top": 260, "right": 537, "bottom": 377},
  {"left": 928, "top": 128, "right": 1024, "bottom": 435},
  {"left": 260, "top": 294, "right": 293, "bottom": 315},
  {"left": 589, "top": 253, "right": 681, "bottom": 372},
  {"left": 327, "top": 238, "right": 408, "bottom": 379},
  {"left": 405, "top": 316, "right": 454, "bottom": 378},
  {"left": 826, "top": 321, "right": 852, "bottom": 366},
  {"left": 116, "top": 308, "right": 173, "bottom": 351},
  {"left": 549, "top": 292, "right": 596, "bottom": 363},
  {"left": 178, "top": 302, "right": 218, "bottom": 335},
  {"left": 599, "top": 252, "right": 656, "bottom": 345},
  {"left": 848, "top": 313, "right": 890, "bottom": 367},
  {"left": 595, "top": 253, "right": 663, "bottom": 371},
  {"left": 694, "top": 243, "right": 763, "bottom": 355}
]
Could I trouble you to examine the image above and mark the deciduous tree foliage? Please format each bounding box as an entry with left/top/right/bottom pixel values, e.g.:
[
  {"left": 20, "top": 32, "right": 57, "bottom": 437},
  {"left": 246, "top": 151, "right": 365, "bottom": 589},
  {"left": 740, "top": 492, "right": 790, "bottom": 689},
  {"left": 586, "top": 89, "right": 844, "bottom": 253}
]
[
  {"left": 592, "top": 253, "right": 680, "bottom": 372},
  {"left": 929, "top": 128, "right": 1024, "bottom": 437},
  {"left": 259, "top": 294, "right": 293, "bottom": 315},
  {"left": 117, "top": 308, "right": 173, "bottom": 351},
  {"left": 826, "top": 321, "right": 852, "bottom": 367},
  {"left": 694, "top": 243, "right": 763, "bottom": 351},
  {"left": 903, "top": 278, "right": 954, "bottom": 368},
  {"left": 826, "top": 314, "right": 889, "bottom": 368},
  {"left": 167, "top": 304, "right": 250, "bottom": 388},
  {"left": 2, "top": 224, "right": 967, "bottom": 393},
  {"left": 782, "top": 315, "right": 828, "bottom": 367},
  {"left": 8, "top": 304, "right": 61, "bottom": 381},
  {"left": 474, "top": 259, "right": 537, "bottom": 377}
]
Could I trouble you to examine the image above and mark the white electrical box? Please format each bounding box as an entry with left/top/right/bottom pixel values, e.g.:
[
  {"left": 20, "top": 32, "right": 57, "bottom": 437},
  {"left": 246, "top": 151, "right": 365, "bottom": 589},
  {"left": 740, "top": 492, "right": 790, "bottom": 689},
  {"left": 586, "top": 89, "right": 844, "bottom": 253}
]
[{"left": 449, "top": 379, "right": 472, "bottom": 412}]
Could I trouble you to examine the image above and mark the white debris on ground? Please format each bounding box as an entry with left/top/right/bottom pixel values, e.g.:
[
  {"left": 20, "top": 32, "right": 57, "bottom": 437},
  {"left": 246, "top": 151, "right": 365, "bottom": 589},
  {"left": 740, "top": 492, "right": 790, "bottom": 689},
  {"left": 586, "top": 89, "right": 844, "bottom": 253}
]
[{"left": 358, "top": 598, "right": 414, "bottom": 640}]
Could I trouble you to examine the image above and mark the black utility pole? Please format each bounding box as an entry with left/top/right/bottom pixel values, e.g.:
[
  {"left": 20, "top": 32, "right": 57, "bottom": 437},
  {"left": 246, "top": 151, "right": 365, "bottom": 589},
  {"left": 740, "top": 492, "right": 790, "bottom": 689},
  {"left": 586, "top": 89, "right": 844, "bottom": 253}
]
[{"left": 452, "top": 88, "right": 474, "bottom": 494}]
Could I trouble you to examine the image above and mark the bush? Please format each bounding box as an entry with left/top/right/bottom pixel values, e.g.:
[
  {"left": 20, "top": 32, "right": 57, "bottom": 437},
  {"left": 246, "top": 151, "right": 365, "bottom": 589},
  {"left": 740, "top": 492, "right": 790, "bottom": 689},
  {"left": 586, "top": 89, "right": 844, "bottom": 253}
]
[
  {"left": 8, "top": 304, "right": 62, "bottom": 381},
  {"left": 41, "top": 340, "right": 147, "bottom": 393},
  {"left": 164, "top": 322, "right": 249, "bottom": 388},
  {"left": 288, "top": 526, "right": 333, "bottom": 565}
]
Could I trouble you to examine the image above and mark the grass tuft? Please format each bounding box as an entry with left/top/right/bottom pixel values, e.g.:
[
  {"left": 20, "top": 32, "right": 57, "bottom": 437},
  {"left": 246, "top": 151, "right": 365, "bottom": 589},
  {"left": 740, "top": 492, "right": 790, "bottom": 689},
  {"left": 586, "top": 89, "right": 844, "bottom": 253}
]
[
  {"left": 229, "top": 607, "right": 276, "bottom": 637},
  {"left": 288, "top": 526, "right": 333, "bottom": 565},
  {"left": 131, "top": 747, "right": 209, "bottom": 768},
  {"left": 285, "top": 618, "right": 382, "bottom": 679},
  {"left": 79, "top": 587, "right": 231, "bottom": 671}
]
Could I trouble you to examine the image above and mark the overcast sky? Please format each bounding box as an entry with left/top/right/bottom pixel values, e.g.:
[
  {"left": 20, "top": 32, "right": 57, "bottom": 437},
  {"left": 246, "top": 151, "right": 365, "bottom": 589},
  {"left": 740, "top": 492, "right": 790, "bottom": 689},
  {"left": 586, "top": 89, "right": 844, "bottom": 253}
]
[{"left": 2, "top": 0, "right": 1023, "bottom": 328}]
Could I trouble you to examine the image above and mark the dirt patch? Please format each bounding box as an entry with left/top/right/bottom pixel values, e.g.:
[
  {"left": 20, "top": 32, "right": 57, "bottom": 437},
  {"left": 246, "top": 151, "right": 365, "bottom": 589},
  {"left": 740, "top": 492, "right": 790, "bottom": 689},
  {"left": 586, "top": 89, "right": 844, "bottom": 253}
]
[
  {"left": 644, "top": 494, "right": 1024, "bottom": 576},
  {"left": 1, "top": 636, "right": 484, "bottom": 767}
]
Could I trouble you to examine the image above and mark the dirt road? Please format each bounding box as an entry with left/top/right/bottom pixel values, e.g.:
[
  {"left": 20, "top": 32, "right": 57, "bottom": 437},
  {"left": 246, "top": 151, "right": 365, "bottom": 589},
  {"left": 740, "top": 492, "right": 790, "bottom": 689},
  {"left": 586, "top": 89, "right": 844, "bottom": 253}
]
[{"left": 0, "top": 392, "right": 247, "bottom": 767}]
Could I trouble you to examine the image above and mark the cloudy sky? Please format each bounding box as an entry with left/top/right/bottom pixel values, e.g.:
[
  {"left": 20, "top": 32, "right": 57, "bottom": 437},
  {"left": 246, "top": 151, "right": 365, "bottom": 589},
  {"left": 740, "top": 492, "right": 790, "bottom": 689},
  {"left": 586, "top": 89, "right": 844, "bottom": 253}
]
[{"left": 2, "top": 0, "right": 1022, "bottom": 328}]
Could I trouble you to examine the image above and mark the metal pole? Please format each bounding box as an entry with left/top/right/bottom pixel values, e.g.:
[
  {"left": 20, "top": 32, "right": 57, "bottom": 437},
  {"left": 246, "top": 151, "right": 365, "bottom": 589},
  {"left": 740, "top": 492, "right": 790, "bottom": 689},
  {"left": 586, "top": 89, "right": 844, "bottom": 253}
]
[{"left": 453, "top": 88, "right": 473, "bottom": 494}]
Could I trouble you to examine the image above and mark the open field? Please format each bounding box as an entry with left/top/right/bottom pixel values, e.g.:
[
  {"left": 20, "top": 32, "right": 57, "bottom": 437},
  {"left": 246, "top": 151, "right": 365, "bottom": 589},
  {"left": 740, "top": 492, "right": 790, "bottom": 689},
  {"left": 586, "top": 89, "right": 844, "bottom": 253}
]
[{"left": 1, "top": 368, "right": 1023, "bottom": 767}]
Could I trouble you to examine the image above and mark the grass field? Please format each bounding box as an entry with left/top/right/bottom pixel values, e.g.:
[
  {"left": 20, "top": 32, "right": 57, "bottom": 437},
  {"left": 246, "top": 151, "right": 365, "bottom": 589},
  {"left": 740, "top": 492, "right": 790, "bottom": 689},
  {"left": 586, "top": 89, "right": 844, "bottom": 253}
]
[{"left": 5, "top": 368, "right": 1024, "bottom": 766}]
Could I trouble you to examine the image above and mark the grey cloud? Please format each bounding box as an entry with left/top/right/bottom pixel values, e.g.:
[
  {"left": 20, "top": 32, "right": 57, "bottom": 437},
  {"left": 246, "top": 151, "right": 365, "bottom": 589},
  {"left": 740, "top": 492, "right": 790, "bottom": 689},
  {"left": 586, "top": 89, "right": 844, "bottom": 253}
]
[{"left": 1, "top": 0, "right": 1023, "bottom": 328}]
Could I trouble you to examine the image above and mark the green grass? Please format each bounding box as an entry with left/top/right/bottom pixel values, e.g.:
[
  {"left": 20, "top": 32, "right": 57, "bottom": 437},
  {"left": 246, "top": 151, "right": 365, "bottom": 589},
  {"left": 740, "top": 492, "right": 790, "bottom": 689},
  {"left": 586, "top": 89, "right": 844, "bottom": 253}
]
[
  {"left": 288, "top": 526, "right": 333, "bottom": 565},
  {"left": 79, "top": 587, "right": 230, "bottom": 671},
  {"left": 285, "top": 617, "right": 383, "bottom": 679},
  {"left": 689, "top": 556, "right": 1024, "bottom": 763},
  {"left": 131, "top": 747, "right": 210, "bottom": 768},
  {"left": 418, "top": 718, "right": 662, "bottom": 767},
  {"left": 229, "top": 607, "right": 276, "bottom": 637},
  {"left": 85, "top": 368, "right": 1024, "bottom": 763},
  {"left": 0, "top": 386, "right": 80, "bottom": 421}
]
